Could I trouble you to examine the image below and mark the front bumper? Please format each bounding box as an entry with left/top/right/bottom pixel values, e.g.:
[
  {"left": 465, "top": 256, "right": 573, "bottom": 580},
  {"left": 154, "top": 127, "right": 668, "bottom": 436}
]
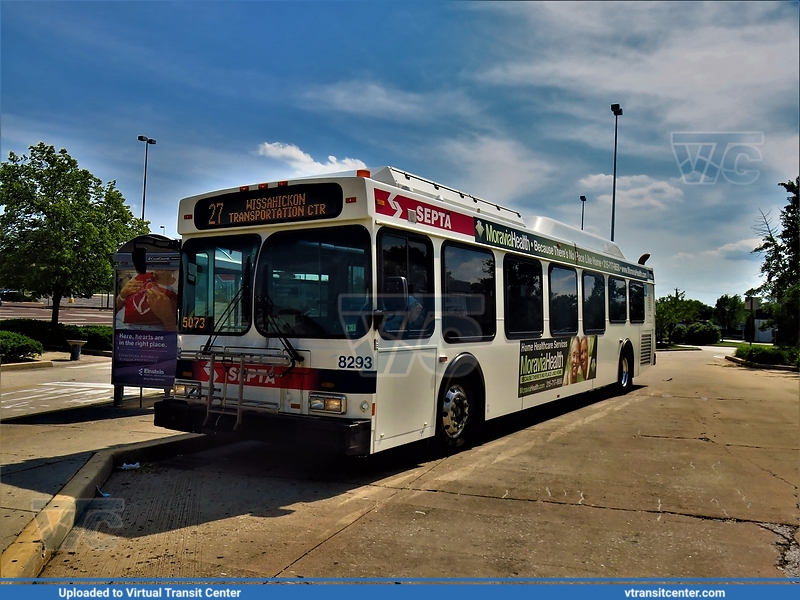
[{"left": 154, "top": 399, "right": 372, "bottom": 456}]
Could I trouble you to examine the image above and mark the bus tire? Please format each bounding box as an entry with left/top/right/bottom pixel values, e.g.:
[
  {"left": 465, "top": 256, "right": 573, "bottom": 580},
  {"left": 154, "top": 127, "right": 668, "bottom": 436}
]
[
  {"left": 437, "top": 376, "right": 481, "bottom": 450},
  {"left": 617, "top": 345, "right": 634, "bottom": 394}
]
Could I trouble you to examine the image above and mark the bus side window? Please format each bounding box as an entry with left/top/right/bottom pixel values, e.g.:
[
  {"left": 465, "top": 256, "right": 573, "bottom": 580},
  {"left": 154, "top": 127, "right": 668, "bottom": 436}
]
[
  {"left": 629, "top": 282, "right": 645, "bottom": 323},
  {"left": 442, "top": 242, "right": 496, "bottom": 343},
  {"left": 549, "top": 265, "right": 578, "bottom": 336},
  {"left": 505, "top": 255, "right": 543, "bottom": 339},
  {"left": 582, "top": 271, "right": 606, "bottom": 334},
  {"left": 608, "top": 276, "right": 627, "bottom": 323}
]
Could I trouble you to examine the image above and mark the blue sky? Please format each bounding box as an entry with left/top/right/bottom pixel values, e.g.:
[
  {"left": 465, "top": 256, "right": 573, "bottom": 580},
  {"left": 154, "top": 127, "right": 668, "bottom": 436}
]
[{"left": 2, "top": 1, "right": 798, "bottom": 306}]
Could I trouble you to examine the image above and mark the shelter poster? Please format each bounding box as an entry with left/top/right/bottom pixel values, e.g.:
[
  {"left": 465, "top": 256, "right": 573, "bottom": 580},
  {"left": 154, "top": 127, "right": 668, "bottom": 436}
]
[
  {"left": 518, "top": 335, "right": 597, "bottom": 397},
  {"left": 112, "top": 267, "right": 178, "bottom": 388}
]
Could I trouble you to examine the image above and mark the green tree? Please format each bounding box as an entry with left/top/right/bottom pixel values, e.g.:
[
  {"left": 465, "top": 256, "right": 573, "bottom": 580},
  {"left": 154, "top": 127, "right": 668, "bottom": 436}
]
[
  {"left": 713, "top": 294, "right": 745, "bottom": 332},
  {"left": 683, "top": 298, "right": 714, "bottom": 322},
  {"left": 0, "top": 143, "right": 150, "bottom": 325},
  {"left": 656, "top": 291, "right": 714, "bottom": 345},
  {"left": 753, "top": 177, "right": 799, "bottom": 346},
  {"left": 656, "top": 291, "right": 689, "bottom": 345}
]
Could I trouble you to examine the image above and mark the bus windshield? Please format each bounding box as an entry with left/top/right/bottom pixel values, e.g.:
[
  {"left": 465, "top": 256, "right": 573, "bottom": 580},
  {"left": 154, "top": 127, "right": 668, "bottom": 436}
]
[
  {"left": 180, "top": 234, "right": 260, "bottom": 335},
  {"left": 255, "top": 225, "right": 372, "bottom": 339}
]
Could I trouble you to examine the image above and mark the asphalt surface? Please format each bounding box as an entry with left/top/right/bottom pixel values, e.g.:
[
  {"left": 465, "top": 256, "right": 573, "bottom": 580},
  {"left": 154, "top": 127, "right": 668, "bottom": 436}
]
[
  {"left": 4, "top": 346, "right": 794, "bottom": 580},
  {"left": 1, "top": 352, "right": 115, "bottom": 418},
  {"left": 0, "top": 300, "right": 113, "bottom": 326}
]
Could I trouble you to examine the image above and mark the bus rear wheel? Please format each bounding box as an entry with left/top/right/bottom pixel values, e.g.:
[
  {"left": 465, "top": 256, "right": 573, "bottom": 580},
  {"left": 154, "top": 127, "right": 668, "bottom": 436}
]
[
  {"left": 617, "top": 350, "right": 633, "bottom": 394},
  {"left": 438, "top": 380, "right": 474, "bottom": 450}
]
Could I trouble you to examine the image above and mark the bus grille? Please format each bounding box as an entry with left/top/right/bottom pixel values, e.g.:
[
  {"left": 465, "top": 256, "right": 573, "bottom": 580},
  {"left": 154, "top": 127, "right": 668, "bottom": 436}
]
[{"left": 640, "top": 333, "right": 653, "bottom": 365}]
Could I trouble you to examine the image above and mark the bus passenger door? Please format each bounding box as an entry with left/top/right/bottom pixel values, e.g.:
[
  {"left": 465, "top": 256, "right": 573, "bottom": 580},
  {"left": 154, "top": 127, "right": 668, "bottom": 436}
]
[{"left": 373, "top": 230, "right": 437, "bottom": 452}]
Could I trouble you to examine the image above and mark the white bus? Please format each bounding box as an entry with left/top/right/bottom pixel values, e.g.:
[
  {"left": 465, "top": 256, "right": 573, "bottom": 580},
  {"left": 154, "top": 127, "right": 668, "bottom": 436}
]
[{"left": 154, "top": 167, "right": 656, "bottom": 455}]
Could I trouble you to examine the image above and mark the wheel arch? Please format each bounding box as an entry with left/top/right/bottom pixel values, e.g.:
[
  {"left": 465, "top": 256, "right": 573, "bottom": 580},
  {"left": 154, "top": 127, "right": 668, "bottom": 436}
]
[{"left": 437, "top": 352, "right": 486, "bottom": 418}]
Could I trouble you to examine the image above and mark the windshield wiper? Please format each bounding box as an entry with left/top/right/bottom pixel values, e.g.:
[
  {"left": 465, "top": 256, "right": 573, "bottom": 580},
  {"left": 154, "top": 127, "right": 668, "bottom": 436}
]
[
  {"left": 202, "top": 257, "right": 251, "bottom": 354},
  {"left": 256, "top": 291, "right": 304, "bottom": 373}
]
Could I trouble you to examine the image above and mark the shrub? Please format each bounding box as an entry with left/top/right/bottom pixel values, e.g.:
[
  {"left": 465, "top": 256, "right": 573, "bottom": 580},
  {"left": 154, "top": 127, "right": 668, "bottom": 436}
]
[
  {"left": 0, "top": 319, "right": 112, "bottom": 351},
  {"left": 0, "top": 330, "right": 43, "bottom": 362},
  {"left": 671, "top": 324, "right": 686, "bottom": 344},
  {"left": 685, "top": 322, "right": 720, "bottom": 345},
  {"left": 77, "top": 325, "right": 113, "bottom": 351},
  {"left": 734, "top": 344, "right": 799, "bottom": 366},
  {"left": 0, "top": 319, "right": 53, "bottom": 341}
]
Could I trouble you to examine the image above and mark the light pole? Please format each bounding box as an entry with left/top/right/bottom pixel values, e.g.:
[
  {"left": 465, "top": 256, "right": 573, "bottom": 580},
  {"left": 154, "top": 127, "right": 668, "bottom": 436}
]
[
  {"left": 610, "top": 103, "right": 623, "bottom": 241},
  {"left": 137, "top": 135, "right": 156, "bottom": 221},
  {"left": 580, "top": 195, "right": 587, "bottom": 230}
]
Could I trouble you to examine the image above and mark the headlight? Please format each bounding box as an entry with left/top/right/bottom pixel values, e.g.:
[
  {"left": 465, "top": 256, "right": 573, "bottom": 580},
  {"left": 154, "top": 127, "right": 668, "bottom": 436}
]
[
  {"left": 309, "top": 392, "right": 346, "bottom": 414},
  {"left": 173, "top": 380, "right": 201, "bottom": 399}
]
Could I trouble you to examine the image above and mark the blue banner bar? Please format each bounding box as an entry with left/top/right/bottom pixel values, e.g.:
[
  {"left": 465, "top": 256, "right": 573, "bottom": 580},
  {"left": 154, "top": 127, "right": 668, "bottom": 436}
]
[{"left": 0, "top": 582, "right": 798, "bottom": 600}]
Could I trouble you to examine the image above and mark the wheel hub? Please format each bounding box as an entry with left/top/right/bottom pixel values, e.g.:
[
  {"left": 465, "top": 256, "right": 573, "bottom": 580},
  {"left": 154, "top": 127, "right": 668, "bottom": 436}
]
[
  {"left": 620, "top": 356, "right": 630, "bottom": 386},
  {"left": 442, "top": 384, "right": 469, "bottom": 439}
]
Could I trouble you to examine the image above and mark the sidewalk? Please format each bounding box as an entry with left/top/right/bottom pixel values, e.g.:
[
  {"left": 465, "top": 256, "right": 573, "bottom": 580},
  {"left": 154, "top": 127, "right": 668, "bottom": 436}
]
[
  {"left": 0, "top": 392, "right": 226, "bottom": 578},
  {"left": 1, "top": 350, "right": 110, "bottom": 373}
]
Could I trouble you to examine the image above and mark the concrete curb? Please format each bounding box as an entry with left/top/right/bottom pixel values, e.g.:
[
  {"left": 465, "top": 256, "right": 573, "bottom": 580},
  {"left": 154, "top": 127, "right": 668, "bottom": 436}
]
[
  {"left": 0, "top": 360, "right": 54, "bottom": 372},
  {"left": 1, "top": 348, "right": 111, "bottom": 371},
  {"left": 724, "top": 355, "right": 799, "bottom": 372},
  {"left": 0, "top": 432, "right": 235, "bottom": 579},
  {"left": 656, "top": 347, "right": 702, "bottom": 352}
]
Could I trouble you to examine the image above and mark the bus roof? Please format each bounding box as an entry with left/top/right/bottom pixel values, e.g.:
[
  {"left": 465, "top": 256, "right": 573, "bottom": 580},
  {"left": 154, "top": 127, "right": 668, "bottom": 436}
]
[
  {"left": 370, "top": 166, "right": 626, "bottom": 260},
  {"left": 179, "top": 166, "right": 646, "bottom": 270}
]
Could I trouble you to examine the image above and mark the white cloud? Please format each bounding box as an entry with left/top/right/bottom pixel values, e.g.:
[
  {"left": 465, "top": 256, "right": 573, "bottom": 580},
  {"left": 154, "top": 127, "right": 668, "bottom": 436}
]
[
  {"left": 475, "top": 3, "right": 799, "bottom": 155},
  {"left": 577, "top": 174, "right": 684, "bottom": 209},
  {"left": 703, "top": 238, "right": 762, "bottom": 259},
  {"left": 439, "top": 135, "right": 555, "bottom": 204},
  {"left": 299, "top": 81, "right": 480, "bottom": 122},
  {"left": 257, "top": 142, "right": 367, "bottom": 176}
]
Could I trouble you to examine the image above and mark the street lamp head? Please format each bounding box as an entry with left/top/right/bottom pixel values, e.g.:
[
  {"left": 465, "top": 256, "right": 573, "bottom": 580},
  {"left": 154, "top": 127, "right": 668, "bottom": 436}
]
[
  {"left": 137, "top": 135, "right": 156, "bottom": 144},
  {"left": 580, "top": 195, "right": 587, "bottom": 202},
  {"left": 611, "top": 103, "right": 623, "bottom": 116}
]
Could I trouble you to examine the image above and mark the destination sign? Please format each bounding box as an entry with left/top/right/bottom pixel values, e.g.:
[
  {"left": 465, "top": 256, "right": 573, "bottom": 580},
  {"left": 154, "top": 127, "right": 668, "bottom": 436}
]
[
  {"left": 474, "top": 218, "right": 652, "bottom": 281},
  {"left": 194, "top": 183, "right": 343, "bottom": 230}
]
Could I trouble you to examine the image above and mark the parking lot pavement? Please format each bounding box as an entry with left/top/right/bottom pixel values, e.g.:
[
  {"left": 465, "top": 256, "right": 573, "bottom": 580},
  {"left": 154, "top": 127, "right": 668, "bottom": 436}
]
[
  {"left": 34, "top": 347, "right": 798, "bottom": 579},
  {"left": 0, "top": 300, "right": 112, "bottom": 325}
]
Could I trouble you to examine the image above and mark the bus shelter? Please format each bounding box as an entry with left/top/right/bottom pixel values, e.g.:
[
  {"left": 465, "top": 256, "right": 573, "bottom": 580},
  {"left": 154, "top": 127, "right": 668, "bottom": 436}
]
[{"left": 112, "top": 234, "right": 180, "bottom": 405}]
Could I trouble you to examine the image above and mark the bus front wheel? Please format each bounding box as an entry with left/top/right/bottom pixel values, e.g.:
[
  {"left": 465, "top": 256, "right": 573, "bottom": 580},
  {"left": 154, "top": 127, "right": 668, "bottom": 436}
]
[
  {"left": 617, "top": 349, "right": 633, "bottom": 394},
  {"left": 438, "top": 380, "right": 474, "bottom": 450}
]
